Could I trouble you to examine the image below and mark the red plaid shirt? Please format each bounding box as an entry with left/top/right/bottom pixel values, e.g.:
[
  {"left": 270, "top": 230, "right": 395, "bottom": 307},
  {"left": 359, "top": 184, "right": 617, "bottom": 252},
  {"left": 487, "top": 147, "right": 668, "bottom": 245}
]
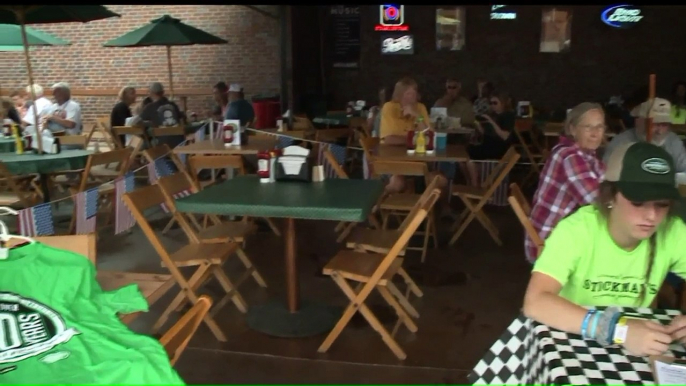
[{"left": 525, "top": 136, "right": 605, "bottom": 262}]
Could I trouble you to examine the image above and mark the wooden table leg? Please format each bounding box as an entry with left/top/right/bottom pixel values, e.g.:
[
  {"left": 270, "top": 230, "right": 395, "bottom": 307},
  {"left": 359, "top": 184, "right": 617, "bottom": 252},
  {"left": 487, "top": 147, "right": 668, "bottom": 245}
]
[{"left": 284, "top": 217, "right": 300, "bottom": 312}]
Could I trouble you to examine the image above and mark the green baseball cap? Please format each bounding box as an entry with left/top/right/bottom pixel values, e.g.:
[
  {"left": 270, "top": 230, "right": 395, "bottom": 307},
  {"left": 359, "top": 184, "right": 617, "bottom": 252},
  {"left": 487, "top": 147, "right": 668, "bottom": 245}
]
[{"left": 604, "top": 141, "right": 680, "bottom": 202}]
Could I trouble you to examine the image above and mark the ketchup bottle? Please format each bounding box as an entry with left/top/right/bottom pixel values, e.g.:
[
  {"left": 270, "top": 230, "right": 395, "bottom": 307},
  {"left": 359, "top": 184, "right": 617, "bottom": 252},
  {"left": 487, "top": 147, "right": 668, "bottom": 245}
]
[
  {"left": 258, "top": 150, "right": 270, "bottom": 183},
  {"left": 425, "top": 130, "right": 435, "bottom": 154},
  {"left": 406, "top": 130, "right": 416, "bottom": 154}
]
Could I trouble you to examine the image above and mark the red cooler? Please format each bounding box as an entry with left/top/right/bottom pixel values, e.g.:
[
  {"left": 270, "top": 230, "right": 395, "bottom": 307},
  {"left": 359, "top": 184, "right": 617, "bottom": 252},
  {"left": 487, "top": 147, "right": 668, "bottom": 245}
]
[{"left": 253, "top": 100, "right": 281, "bottom": 129}]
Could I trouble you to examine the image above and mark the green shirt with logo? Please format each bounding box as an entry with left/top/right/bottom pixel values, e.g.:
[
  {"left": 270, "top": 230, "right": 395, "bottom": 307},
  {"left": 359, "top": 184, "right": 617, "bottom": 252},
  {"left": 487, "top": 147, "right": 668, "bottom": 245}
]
[
  {"left": 533, "top": 205, "right": 686, "bottom": 307},
  {"left": 0, "top": 242, "right": 184, "bottom": 384}
]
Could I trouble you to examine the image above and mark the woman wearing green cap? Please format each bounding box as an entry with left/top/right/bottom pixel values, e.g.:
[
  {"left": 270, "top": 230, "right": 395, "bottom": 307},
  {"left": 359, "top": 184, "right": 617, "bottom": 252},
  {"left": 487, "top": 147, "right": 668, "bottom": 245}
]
[{"left": 523, "top": 141, "right": 686, "bottom": 356}]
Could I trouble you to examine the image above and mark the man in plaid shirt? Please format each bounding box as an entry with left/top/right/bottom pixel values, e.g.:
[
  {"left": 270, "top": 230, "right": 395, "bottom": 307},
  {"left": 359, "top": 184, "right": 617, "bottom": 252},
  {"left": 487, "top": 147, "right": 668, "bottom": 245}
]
[{"left": 526, "top": 103, "right": 606, "bottom": 262}]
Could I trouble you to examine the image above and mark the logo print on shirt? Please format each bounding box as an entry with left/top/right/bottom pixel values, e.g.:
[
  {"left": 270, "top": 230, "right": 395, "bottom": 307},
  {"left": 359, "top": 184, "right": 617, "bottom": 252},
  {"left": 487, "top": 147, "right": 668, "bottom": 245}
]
[
  {"left": 0, "top": 292, "right": 79, "bottom": 364},
  {"left": 641, "top": 158, "right": 670, "bottom": 174}
]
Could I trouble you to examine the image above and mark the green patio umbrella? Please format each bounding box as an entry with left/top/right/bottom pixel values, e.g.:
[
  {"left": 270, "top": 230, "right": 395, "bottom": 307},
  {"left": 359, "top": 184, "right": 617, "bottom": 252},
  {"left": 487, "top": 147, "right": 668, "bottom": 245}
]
[
  {"left": 0, "top": 24, "right": 69, "bottom": 47},
  {"left": 104, "top": 14, "right": 228, "bottom": 98},
  {"left": 0, "top": 5, "right": 119, "bottom": 153}
]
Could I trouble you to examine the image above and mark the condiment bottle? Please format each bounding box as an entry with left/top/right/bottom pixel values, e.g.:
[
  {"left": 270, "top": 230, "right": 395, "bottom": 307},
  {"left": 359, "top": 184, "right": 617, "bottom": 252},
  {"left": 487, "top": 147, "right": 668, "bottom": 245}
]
[
  {"left": 12, "top": 125, "right": 23, "bottom": 155},
  {"left": 257, "top": 150, "right": 270, "bottom": 183},
  {"left": 269, "top": 149, "right": 280, "bottom": 182},
  {"left": 415, "top": 130, "right": 426, "bottom": 154},
  {"left": 406, "top": 130, "right": 416, "bottom": 154},
  {"left": 223, "top": 124, "right": 234, "bottom": 145},
  {"left": 425, "top": 130, "right": 435, "bottom": 154}
]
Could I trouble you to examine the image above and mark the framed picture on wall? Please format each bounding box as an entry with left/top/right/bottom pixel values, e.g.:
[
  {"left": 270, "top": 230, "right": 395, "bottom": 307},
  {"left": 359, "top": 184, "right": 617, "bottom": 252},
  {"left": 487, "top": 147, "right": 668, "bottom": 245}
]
[
  {"left": 540, "top": 7, "right": 572, "bottom": 53},
  {"left": 381, "top": 33, "right": 414, "bottom": 55},
  {"left": 436, "top": 7, "right": 465, "bottom": 51}
]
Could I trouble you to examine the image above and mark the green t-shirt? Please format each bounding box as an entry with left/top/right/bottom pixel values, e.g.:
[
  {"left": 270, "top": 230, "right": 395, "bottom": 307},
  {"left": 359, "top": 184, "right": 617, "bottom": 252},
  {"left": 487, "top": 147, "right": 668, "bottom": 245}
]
[
  {"left": 533, "top": 205, "right": 686, "bottom": 307},
  {"left": 0, "top": 242, "right": 184, "bottom": 385}
]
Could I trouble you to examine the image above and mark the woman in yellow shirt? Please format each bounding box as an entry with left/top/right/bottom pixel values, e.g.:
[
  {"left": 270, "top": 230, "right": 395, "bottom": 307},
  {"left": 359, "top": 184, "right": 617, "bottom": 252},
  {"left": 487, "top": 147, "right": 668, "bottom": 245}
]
[{"left": 379, "top": 77, "right": 431, "bottom": 144}]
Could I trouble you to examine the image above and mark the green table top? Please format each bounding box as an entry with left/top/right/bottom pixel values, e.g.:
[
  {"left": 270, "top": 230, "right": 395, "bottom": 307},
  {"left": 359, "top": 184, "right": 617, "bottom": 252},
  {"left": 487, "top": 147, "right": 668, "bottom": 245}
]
[
  {"left": 175, "top": 175, "right": 384, "bottom": 222},
  {"left": 0, "top": 149, "right": 93, "bottom": 175},
  {"left": 0, "top": 137, "right": 16, "bottom": 153}
]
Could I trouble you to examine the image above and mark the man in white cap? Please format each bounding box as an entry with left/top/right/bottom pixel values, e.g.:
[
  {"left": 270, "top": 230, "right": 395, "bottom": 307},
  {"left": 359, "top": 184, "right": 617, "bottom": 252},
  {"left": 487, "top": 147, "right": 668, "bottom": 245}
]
[
  {"left": 604, "top": 97, "right": 686, "bottom": 172},
  {"left": 41, "top": 82, "right": 82, "bottom": 135},
  {"left": 225, "top": 83, "right": 254, "bottom": 127}
]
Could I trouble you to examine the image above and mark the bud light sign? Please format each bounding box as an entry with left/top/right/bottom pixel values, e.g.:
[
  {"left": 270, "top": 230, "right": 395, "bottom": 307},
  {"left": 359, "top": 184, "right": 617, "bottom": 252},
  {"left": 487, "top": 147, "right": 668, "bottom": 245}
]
[{"left": 601, "top": 5, "right": 643, "bottom": 28}]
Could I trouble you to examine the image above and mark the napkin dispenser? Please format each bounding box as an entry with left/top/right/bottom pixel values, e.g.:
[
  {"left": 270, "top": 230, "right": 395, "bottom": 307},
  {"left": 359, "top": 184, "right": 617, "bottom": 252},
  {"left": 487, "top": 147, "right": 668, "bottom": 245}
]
[
  {"left": 28, "top": 130, "right": 60, "bottom": 154},
  {"left": 274, "top": 145, "right": 312, "bottom": 182}
]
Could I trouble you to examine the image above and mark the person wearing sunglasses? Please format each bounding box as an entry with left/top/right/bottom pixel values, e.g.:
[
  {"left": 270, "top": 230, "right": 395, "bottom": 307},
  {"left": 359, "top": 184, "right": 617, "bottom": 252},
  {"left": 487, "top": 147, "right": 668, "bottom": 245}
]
[
  {"left": 526, "top": 102, "right": 606, "bottom": 262},
  {"left": 434, "top": 78, "right": 475, "bottom": 126},
  {"left": 524, "top": 142, "right": 686, "bottom": 357},
  {"left": 459, "top": 92, "right": 516, "bottom": 186}
]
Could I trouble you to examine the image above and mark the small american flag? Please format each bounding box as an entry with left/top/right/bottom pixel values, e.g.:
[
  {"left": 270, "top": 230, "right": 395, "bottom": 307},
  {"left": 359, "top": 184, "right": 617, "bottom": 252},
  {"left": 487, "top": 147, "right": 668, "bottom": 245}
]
[
  {"left": 75, "top": 187, "right": 98, "bottom": 234},
  {"left": 318, "top": 143, "right": 347, "bottom": 179},
  {"left": 17, "top": 203, "right": 54, "bottom": 237},
  {"left": 114, "top": 172, "right": 136, "bottom": 235},
  {"left": 147, "top": 157, "right": 176, "bottom": 184},
  {"left": 160, "top": 189, "right": 193, "bottom": 214},
  {"left": 276, "top": 135, "right": 294, "bottom": 149}
]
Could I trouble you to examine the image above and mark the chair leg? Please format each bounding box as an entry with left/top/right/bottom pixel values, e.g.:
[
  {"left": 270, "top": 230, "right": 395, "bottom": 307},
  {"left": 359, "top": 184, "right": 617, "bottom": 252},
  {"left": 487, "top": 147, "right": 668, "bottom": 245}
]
[
  {"left": 263, "top": 217, "right": 281, "bottom": 236},
  {"left": 153, "top": 264, "right": 211, "bottom": 334},
  {"left": 386, "top": 281, "right": 419, "bottom": 318},
  {"left": 430, "top": 210, "right": 439, "bottom": 248},
  {"left": 336, "top": 222, "right": 357, "bottom": 243},
  {"left": 397, "top": 267, "right": 423, "bottom": 298},
  {"left": 162, "top": 217, "right": 177, "bottom": 234},
  {"left": 421, "top": 217, "right": 431, "bottom": 263},
  {"left": 377, "top": 286, "right": 418, "bottom": 333},
  {"left": 235, "top": 247, "right": 267, "bottom": 288},
  {"left": 212, "top": 267, "right": 249, "bottom": 313}
]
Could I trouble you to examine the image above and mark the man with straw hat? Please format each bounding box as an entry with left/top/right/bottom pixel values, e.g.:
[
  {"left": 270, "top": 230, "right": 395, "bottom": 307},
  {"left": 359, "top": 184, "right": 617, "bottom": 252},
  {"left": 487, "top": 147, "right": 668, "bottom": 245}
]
[{"left": 604, "top": 97, "right": 686, "bottom": 173}]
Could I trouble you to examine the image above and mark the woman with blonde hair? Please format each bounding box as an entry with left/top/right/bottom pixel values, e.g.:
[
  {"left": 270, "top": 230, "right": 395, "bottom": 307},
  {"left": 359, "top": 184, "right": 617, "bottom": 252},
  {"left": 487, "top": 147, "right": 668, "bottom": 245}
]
[
  {"left": 526, "top": 102, "right": 606, "bottom": 262},
  {"left": 110, "top": 86, "right": 137, "bottom": 145},
  {"left": 379, "top": 77, "right": 431, "bottom": 145},
  {"left": 524, "top": 142, "right": 686, "bottom": 357}
]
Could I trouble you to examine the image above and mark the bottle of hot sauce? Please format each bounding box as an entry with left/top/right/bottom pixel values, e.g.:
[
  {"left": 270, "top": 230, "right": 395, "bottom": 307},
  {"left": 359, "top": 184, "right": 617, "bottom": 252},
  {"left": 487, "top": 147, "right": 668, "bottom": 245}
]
[
  {"left": 425, "top": 129, "right": 435, "bottom": 154},
  {"left": 257, "top": 150, "right": 270, "bottom": 183}
]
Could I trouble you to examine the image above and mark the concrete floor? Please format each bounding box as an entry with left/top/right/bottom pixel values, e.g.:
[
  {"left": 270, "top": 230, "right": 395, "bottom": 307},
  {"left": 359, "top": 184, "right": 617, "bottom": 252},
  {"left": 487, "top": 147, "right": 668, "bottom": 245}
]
[{"left": 86, "top": 199, "right": 533, "bottom": 384}]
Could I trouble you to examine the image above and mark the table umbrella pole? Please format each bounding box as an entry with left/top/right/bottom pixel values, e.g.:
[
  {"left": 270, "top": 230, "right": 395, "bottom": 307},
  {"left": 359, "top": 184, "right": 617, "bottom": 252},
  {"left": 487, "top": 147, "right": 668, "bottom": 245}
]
[
  {"left": 647, "top": 74, "right": 656, "bottom": 143},
  {"left": 17, "top": 11, "right": 43, "bottom": 154},
  {"left": 166, "top": 45, "right": 174, "bottom": 100}
]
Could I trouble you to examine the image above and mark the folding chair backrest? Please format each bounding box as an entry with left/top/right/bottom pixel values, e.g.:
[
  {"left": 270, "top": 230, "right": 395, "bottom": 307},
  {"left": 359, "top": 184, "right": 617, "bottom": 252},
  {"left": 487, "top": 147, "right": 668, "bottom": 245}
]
[
  {"left": 122, "top": 185, "right": 197, "bottom": 266},
  {"left": 77, "top": 148, "right": 132, "bottom": 192},
  {"left": 159, "top": 294, "right": 212, "bottom": 366},
  {"left": 322, "top": 147, "right": 349, "bottom": 179},
  {"left": 157, "top": 172, "right": 199, "bottom": 200},
  {"left": 398, "top": 175, "right": 441, "bottom": 233},
  {"left": 508, "top": 185, "right": 544, "bottom": 254},
  {"left": 152, "top": 126, "right": 185, "bottom": 137},
  {"left": 59, "top": 135, "right": 89, "bottom": 149},
  {"left": 95, "top": 116, "right": 119, "bottom": 149},
  {"left": 35, "top": 234, "right": 97, "bottom": 264},
  {"left": 482, "top": 147, "right": 520, "bottom": 189},
  {"left": 112, "top": 126, "right": 146, "bottom": 137},
  {"left": 188, "top": 154, "right": 245, "bottom": 177},
  {"left": 372, "top": 160, "right": 429, "bottom": 185},
  {"left": 508, "top": 183, "right": 531, "bottom": 215},
  {"left": 0, "top": 162, "right": 39, "bottom": 208}
]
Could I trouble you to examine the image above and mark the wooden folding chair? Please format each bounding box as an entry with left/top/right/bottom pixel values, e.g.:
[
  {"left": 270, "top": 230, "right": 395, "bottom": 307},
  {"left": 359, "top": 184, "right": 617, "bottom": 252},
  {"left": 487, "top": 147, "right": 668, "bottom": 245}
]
[
  {"left": 157, "top": 172, "right": 267, "bottom": 300},
  {"left": 321, "top": 148, "right": 381, "bottom": 242},
  {"left": 58, "top": 134, "right": 89, "bottom": 149},
  {"left": 373, "top": 160, "right": 438, "bottom": 262},
  {"left": 94, "top": 116, "right": 120, "bottom": 151},
  {"left": 68, "top": 148, "right": 133, "bottom": 233},
  {"left": 508, "top": 183, "right": 544, "bottom": 258},
  {"left": 449, "top": 147, "right": 520, "bottom": 246},
  {"left": 34, "top": 234, "right": 175, "bottom": 325},
  {"left": 159, "top": 295, "right": 212, "bottom": 366},
  {"left": 142, "top": 144, "right": 190, "bottom": 234},
  {"left": 512, "top": 118, "right": 546, "bottom": 187},
  {"left": 0, "top": 163, "right": 42, "bottom": 208},
  {"left": 318, "top": 188, "right": 441, "bottom": 360},
  {"left": 123, "top": 184, "right": 247, "bottom": 342}
]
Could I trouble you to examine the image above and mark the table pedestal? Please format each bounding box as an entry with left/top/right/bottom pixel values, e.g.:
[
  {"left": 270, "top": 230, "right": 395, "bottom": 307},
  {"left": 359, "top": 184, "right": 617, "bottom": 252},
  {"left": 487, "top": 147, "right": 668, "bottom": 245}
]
[{"left": 246, "top": 218, "right": 339, "bottom": 337}]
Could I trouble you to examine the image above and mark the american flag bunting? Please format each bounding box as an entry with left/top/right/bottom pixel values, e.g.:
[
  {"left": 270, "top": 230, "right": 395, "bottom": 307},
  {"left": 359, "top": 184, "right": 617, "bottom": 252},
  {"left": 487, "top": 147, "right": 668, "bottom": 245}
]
[
  {"left": 114, "top": 172, "right": 136, "bottom": 235},
  {"left": 276, "top": 135, "right": 294, "bottom": 149},
  {"left": 160, "top": 189, "right": 192, "bottom": 214},
  {"left": 17, "top": 203, "right": 54, "bottom": 237},
  {"left": 75, "top": 188, "right": 98, "bottom": 234},
  {"left": 147, "top": 157, "right": 176, "bottom": 184}
]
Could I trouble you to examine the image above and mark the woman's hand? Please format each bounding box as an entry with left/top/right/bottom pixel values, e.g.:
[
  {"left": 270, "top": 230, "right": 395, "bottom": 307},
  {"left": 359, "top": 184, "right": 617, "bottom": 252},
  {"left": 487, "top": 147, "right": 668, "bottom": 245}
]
[
  {"left": 666, "top": 315, "right": 686, "bottom": 344},
  {"left": 623, "top": 318, "right": 671, "bottom": 356}
]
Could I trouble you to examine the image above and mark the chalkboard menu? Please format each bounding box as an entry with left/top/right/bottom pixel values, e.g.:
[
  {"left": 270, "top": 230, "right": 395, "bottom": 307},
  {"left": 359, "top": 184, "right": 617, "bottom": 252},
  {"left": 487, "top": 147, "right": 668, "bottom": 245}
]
[{"left": 329, "top": 5, "right": 361, "bottom": 69}]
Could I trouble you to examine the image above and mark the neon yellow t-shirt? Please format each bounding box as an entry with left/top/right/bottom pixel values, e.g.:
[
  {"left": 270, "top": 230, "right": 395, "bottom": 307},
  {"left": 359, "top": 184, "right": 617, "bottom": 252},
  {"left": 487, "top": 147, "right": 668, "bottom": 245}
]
[{"left": 533, "top": 205, "right": 686, "bottom": 307}]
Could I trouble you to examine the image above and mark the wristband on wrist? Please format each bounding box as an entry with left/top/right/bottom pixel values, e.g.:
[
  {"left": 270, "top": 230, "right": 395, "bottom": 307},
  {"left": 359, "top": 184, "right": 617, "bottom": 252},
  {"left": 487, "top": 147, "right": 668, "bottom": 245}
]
[
  {"left": 607, "top": 311, "right": 624, "bottom": 345},
  {"left": 613, "top": 316, "right": 629, "bottom": 345},
  {"left": 581, "top": 309, "right": 596, "bottom": 339},
  {"left": 595, "top": 306, "right": 623, "bottom": 346},
  {"left": 590, "top": 311, "right": 602, "bottom": 340}
]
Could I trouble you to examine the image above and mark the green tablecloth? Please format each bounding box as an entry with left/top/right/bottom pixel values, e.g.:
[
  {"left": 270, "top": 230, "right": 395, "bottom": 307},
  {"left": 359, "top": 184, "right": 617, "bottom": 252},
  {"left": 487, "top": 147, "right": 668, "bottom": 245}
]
[
  {"left": 175, "top": 175, "right": 384, "bottom": 222},
  {"left": 0, "top": 137, "right": 17, "bottom": 153},
  {"left": 0, "top": 150, "right": 92, "bottom": 175}
]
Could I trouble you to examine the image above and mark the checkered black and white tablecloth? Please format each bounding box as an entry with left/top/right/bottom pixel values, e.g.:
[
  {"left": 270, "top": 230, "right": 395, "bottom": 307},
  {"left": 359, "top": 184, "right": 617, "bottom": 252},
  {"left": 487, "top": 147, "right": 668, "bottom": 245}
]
[{"left": 469, "top": 308, "right": 685, "bottom": 385}]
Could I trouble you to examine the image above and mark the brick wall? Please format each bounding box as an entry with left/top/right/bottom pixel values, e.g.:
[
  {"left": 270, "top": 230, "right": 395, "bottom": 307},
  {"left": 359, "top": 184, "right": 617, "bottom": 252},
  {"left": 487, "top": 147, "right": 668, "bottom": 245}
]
[
  {"left": 324, "top": 5, "right": 686, "bottom": 111},
  {"left": 0, "top": 5, "right": 280, "bottom": 124}
]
